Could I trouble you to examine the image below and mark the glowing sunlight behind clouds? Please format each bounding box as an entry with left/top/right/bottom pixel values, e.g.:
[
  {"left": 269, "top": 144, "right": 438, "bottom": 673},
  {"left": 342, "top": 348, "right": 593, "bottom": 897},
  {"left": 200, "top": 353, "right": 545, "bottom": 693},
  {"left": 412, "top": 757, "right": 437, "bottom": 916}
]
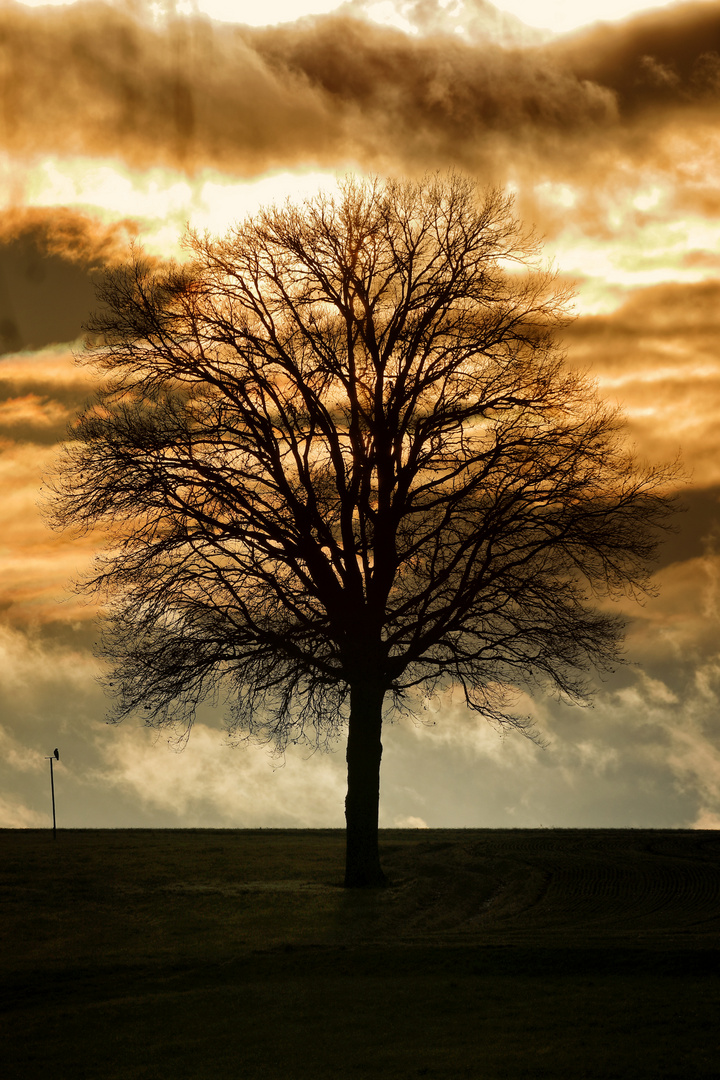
[
  {"left": 495, "top": 0, "right": 682, "bottom": 33},
  {"left": 12, "top": 0, "right": 689, "bottom": 34}
]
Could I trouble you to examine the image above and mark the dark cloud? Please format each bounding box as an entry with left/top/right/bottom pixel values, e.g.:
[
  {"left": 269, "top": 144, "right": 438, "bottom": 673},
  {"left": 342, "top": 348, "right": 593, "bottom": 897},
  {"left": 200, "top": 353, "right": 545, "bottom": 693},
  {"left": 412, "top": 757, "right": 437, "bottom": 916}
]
[
  {"left": 244, "top": 15, "right": 616, "bottom": 158},
  {"left": 658, "top": 485, "right": 720, "bottom": 570},
  {"left": 0, "top": 1, "right": 620, "bottom": 179},
  {"left": 0, "top": 207, "right": 138, "bottom": 266},
  {"left": 0, "top": 209, "right": 137, "bottom": 354},
  {"left": 0, "top": 241, "right": 95, "bottom": 353},
  {"left": 1, "top": 0, "right": 719, "bottom": 188},
  {"left": 552, "top": 1, "right": 720, "bottom": 113},
  {"left": 0, "top": 1, "right": 345, "bottom": 174}
]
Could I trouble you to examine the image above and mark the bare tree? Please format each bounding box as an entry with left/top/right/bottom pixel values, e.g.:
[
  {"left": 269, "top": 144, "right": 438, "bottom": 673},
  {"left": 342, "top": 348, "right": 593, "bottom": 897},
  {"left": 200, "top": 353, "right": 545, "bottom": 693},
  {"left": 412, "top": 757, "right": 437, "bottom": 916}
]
[{"left": 48, "top": 174, "right": 676, "bottom": 886}]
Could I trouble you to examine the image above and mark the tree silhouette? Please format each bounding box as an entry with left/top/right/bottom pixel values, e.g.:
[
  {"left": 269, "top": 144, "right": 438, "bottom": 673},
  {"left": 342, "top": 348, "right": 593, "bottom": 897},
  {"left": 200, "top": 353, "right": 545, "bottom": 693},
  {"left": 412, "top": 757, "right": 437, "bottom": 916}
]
[{"left": 49, "top": 175, "right": 676, "bottom": 886}]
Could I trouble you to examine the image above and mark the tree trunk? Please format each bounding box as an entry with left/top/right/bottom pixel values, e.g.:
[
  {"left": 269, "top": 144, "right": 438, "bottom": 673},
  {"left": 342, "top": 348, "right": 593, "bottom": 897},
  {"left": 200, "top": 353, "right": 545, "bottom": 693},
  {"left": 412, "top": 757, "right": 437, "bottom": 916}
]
[{"left": 344, "top": 680, "right": 388, "bottom": 888}]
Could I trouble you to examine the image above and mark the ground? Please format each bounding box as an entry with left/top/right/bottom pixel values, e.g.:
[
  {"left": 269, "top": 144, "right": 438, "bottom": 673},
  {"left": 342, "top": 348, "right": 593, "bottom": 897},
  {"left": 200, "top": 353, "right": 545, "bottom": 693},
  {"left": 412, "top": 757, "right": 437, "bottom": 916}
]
[{"left": 1, "top": 828, "right": 719, "bottom": 1078}]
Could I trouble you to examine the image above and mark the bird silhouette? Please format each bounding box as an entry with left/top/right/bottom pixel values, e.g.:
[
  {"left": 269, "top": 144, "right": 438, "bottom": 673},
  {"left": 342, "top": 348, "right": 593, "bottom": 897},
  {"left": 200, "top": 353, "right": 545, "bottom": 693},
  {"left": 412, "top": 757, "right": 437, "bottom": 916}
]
[{"left": 53, "top": 749, "right": 59, "bottom": 760}]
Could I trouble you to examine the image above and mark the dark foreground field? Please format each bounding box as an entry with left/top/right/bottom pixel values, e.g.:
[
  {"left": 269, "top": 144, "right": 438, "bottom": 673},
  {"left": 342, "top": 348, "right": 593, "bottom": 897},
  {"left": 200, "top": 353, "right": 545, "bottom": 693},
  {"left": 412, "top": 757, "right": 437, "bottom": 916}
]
[{"left": 1, "top": 829, "right": 719, "bottom": 1079}]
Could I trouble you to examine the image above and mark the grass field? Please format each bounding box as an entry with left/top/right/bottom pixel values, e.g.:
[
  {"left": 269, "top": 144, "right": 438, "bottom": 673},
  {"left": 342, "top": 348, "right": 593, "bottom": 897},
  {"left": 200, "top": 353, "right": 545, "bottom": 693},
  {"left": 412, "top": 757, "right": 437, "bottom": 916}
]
[{"left": 1, "top": 828, "right": 719, "bottom": 1078}]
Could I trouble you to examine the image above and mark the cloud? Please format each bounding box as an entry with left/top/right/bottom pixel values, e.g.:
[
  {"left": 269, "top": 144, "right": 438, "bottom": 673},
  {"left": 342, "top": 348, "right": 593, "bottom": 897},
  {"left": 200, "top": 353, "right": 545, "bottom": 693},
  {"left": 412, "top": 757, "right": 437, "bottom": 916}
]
[
  {"left": 0, "top": 620, "right": 104, "bottom": 828},
  {"left": 0, "top": 0, "right": 718, "bottom": 313},
  {"left": 0, "top": 210, "right": 139, "bottom": 355},
  {"left": 0, "top": 617, "right": 349, "bottom": 828},
  {"left": 0, "top": 394, "right": 70, "bottom": 433},
  {"left": 552, "top": 1, "right": 720, "bottom": 113},
  {"left": 0, "top": 433, "right": 100, "bottom": 625},
  {"left": 2, "top": 1, "right": 718, "bottom": 180},
  {"left": 373, "top": 529, "right": 720, "bottom": 831},
  {"left": 1, "top": 1, "right": 718, "bottom": 259},
  {"left": 0, "top": 1, "right": 620, "bottom": 179},
  {"left": 2, "top": 541, "right": 719, "bottom": 832},
  {"left": 0, "top": 207, "right": 138, "bottom": 267},
  {"left": 1, "top": 0, "right": 719, "bottom": 833},
  {"left": 0, "top": 1, "right": 345, "bottom": 174},
  {"left": 381, "top": 648, "right": 720, "bottom": 829},
  {"left": 379, "top": 696, "right": 692, "bottom": 828},
  {"left": 393, "top": 814, "right": 429, "bottom": 828},
  {"left": 563, "top": 279, "right": 720, "bottom": 488},
  {"left": 0, "top": 345, "right": 106, "bottom": 627},
  {"left": 340, "top": 0, "right": 549, "bottom": 47},
  {"left": 0, "top": 344, "right": 95, "bottom": 440},
  {"left": 0, "top": 794, "right": 47, "bottom": 828},
  {"left": 89, "top": 720, "right": 347, "bottom": 827}
]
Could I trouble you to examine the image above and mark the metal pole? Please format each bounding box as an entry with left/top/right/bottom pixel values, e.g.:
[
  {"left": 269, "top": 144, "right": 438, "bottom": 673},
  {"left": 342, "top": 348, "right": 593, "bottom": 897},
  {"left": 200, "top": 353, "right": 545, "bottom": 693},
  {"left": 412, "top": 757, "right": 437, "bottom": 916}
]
[
  {"left": 49, "top": 757, "right": 56, "bottom": 839},
  {"left": 46, "top": 751, "right": 58, "bottom": 839}
]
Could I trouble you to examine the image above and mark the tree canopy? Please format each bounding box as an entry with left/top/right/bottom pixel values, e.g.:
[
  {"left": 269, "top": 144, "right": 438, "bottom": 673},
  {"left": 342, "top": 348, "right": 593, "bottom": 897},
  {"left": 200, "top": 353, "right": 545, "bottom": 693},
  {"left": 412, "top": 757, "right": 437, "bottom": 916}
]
[{"left": 49, "top": 174, "right": 677, "bottom": 885}]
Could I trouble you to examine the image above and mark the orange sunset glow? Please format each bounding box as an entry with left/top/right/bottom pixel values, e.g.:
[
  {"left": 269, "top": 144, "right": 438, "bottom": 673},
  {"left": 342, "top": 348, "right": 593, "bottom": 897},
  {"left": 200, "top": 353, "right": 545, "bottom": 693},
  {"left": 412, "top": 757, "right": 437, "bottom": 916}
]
[{"left": 2, "top": 0, "right": 720, "bottom": 831}]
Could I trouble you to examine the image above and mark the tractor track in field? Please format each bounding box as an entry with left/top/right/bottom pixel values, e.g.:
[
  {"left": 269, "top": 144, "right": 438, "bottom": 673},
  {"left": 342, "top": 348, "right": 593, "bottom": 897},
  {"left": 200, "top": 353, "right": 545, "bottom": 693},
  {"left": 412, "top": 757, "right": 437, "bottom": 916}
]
[
  {"left": 374, "top": 829, "right": 720, "bottom": 947},
  {"left": 1, "top": 828, "right": 718, "bottom": 962}
]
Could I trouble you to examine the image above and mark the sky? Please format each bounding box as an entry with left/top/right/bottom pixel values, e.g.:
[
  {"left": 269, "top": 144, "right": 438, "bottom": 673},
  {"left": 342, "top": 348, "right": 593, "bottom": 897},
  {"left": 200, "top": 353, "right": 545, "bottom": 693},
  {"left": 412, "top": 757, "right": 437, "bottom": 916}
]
[{"left": 3, "top": 0, "right": 720, "bottom": 832}]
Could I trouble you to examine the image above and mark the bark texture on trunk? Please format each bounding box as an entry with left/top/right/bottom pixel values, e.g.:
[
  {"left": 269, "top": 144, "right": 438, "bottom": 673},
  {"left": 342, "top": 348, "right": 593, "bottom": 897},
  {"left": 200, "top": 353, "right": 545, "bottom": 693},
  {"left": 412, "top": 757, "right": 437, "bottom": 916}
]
[{"left": 344, "top": 681, "right": 387, "bottom": 888}]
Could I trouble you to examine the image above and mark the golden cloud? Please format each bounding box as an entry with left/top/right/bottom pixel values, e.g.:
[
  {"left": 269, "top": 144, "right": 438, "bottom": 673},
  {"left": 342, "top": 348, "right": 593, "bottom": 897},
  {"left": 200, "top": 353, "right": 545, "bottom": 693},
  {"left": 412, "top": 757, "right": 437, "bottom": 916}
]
[
  {"left": 5, "top": 0, "right": 712, "bottom": 181},
  {"left": 1, "top": 5, "right": 719, "bottom": 333},
  {"left": 0, "top": 207, "right": 138, "bottom": 266},
  {"left": 0, "top": 427, "right": 99, "bottom": 626},
  {"left": 564, "top": 280, "right": 720, "bottom": 487},
  {"left": 0, "top": 0, "right": 717, "bottom": 277},
  {"left": 0, "top": 2, "right": 345, "bottom": 174}
]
